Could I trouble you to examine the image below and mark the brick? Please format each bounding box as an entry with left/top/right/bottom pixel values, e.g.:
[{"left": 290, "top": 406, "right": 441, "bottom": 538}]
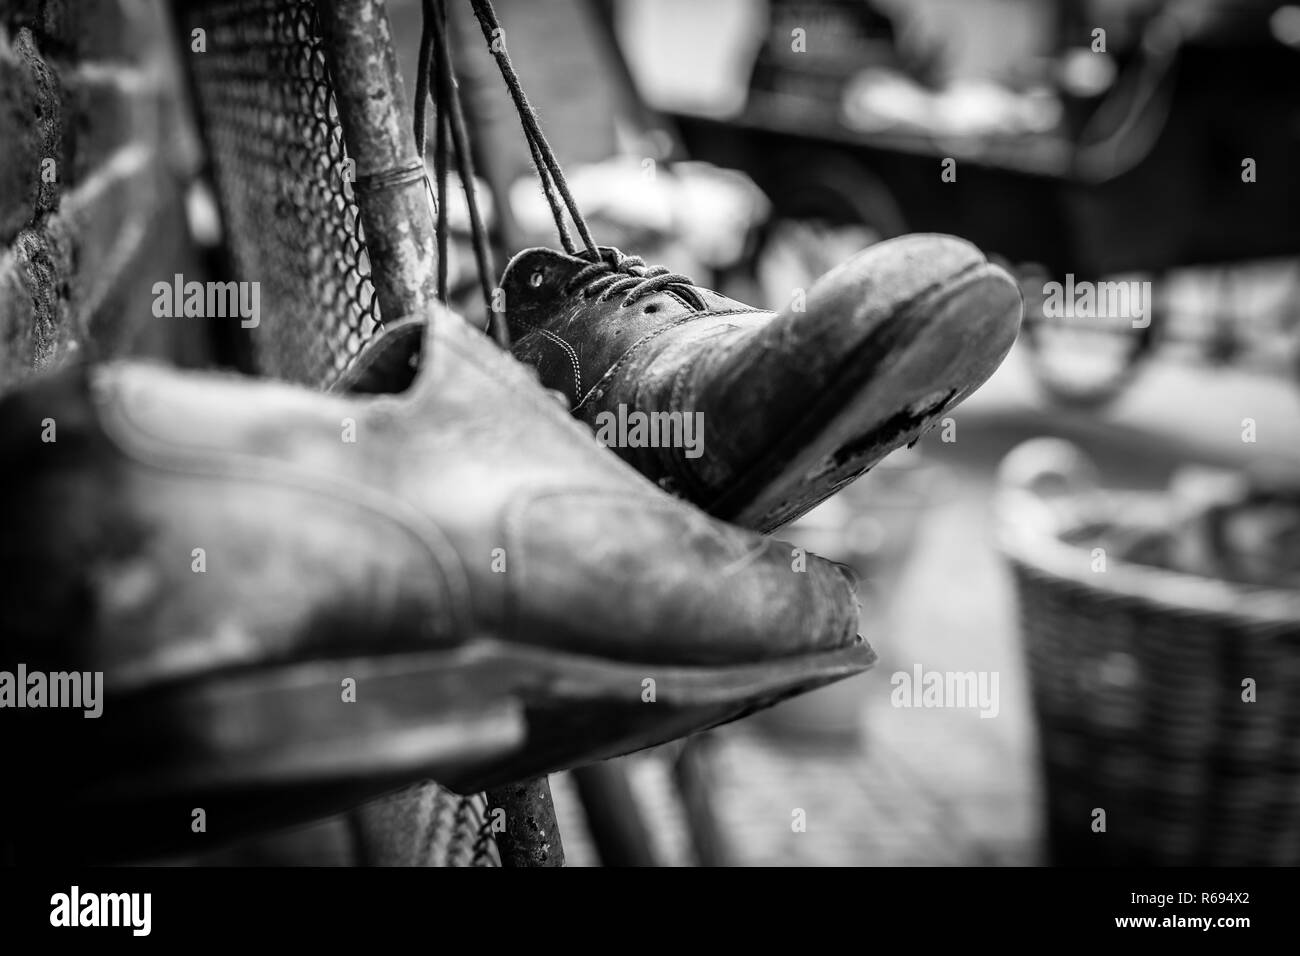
[
  {"left": 1, "top": 143, "right": 150, "bottom": 379},
  {"left": 0, "top": 247, "right": 38, "bottom": 384},
  {"left": 0, "top": 224, "right": 72, "bottom": 387},
  {"left": 70, "top": 186, "right": 183, "bottom": 361},
  {"left": 63, "top": 63, "right": 164, "bottom": 186},
  {"left": 1, "top": 0, "right": 207, "bottom": 389},
  {"left": 0, "top": 35, "right": 40, "bottom": 241},
  {"left": 53, "top": 142, "right": 155, "bottom": 330},
  {"left": 55, "top": 141, "right": 204, "bottom": 359},
  {"left": 0, "top": 136, "right": 200, "bottom": 388},
  {"left": 0, "top": 27, "right": 63, "bottom": 243}
]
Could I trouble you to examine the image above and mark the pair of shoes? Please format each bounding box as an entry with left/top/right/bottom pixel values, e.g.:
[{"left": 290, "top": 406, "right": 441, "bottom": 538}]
[
  {"left": 327, "top": 0, "right": 1022, "bottom": 869},
  {"left": 0, "top": 231, "right": 1018, "bottom": 859},
  {"left": 0, "top": 0, "right": 1020, "bottom": 859}
]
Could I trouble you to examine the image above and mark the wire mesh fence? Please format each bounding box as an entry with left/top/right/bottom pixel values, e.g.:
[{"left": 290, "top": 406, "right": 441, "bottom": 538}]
[
  {"left": 180, "top": 0, "right": 383, "bottom": 387},
  {"left": 177, "top": 0, "right": 497, "bottom": 865}
]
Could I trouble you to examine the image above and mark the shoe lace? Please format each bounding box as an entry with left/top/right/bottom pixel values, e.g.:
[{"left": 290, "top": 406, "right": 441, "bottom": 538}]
[
  {"left": 565, "top": 247, "right": 706, "bottom": 310},
  {"left": 415, "top": 0, "right": 506, "bottom": 347},
  {"left": 415, "top": 0, "right": 705, "bottom": 331}
]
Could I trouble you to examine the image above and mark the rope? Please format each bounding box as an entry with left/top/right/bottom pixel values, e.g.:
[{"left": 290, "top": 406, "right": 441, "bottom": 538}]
[
  {"left": 412, "top": 0, "right": 707, "bottom": 349},
  {"left": 431, "top": 0, "right": 450, "bottom": 306},
  {"left": 467, "top": 0, "right": 599, "bottom": 257},
  {"left": 415, "top": 0, "right": 507, "bottom": 345},
  {"left": 430, "top": 0, "right": 505, "bottom": 345}
]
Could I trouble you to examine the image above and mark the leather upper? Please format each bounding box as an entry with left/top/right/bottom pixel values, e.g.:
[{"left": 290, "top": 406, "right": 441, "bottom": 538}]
[
  {"left": 0, "top": 305, "right": 860, "bottom": 692},
  {"left": 503, "top": 236, "right": 1023, "bottom": 514}
]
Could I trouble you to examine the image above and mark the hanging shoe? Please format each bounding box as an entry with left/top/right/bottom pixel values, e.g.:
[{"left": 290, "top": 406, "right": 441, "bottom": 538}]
[
  {"left": 455, "top": 0, "right": 1022, "bottom": 532},
  {"left": 501, "top": 233, "right": 1022, "bottom": 531},
  {"left": 0, "top": 306, "right": 868, "bottom": 861}
]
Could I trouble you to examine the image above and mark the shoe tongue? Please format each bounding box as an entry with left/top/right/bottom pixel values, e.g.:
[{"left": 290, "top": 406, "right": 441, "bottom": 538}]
[
  {"left": 498, "top": 246, "right": 586, "bottom": 343},
  {"left": 501, "top": 245, "right": 583, "bottom": 282}
]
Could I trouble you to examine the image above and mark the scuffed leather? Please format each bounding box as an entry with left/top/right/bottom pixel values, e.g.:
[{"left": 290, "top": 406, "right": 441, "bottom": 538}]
[
  {"left": 0, "top": 306, "right": 860, "bottom": 692},
  {"left": 503, "top": 235, "right": 1022, "bottom": 513}
]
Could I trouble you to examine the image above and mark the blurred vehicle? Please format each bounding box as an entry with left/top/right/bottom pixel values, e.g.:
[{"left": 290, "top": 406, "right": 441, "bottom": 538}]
[{"left": 652, "top": 0, "right": 1300, "bottom": 407}]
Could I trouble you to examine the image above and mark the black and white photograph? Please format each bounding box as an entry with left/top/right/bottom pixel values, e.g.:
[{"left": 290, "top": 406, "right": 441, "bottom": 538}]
[{"left": 0, "top": 0, "right": 1295, "bottom": 937}]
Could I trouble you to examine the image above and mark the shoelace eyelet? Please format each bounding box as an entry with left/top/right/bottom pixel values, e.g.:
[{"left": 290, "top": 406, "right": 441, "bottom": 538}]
[{"left": 529, "top": 270, "right": 544, "bottom": 288}]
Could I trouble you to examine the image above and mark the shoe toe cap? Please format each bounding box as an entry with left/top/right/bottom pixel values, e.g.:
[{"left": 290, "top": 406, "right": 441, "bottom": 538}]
[
  {"left": 807, "top": 233, "right": 1020, "bottom": 333},
  {"left": 505, "top": 490, "right": 861, "bottom": 666}
]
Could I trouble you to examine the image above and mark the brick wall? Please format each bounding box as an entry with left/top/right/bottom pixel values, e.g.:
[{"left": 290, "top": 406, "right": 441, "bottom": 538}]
[{"left": 0, "top": 0, "right": 208, "bottom": 387}]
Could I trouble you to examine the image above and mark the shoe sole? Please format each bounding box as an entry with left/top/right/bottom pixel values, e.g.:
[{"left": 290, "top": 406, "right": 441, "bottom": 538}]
[
  {"left": 23, "top": 638, "right": 874, "bottom": 860},
  {"left": 457, "top": 635, "right": 876, "bottom": 790},
  {"left": 715, "top": 261, "right": 1022, "bottom": 533}
]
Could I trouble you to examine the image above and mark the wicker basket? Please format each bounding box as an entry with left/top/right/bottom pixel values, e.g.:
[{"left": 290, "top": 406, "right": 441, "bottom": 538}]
[{"left": 997, "top": 439, "right": 1300, "bottom": 866}]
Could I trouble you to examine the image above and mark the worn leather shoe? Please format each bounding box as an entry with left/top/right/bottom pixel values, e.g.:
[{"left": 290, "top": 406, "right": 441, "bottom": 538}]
[
  {"left": 501, "top": 233, "right": 1022, "bottom": 532},
  {"left": 0, "top": 306, "right": 869, "bottom": 860}
]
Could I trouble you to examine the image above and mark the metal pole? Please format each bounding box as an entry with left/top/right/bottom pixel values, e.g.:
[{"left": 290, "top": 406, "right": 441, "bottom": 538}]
[
  {"left": 674, "top": 734, "right": 733, "bottom": 866},
  {"left": 572, "top": 762, "right": 660, "bottom": 866},
  {"left": 315, "top": 0, "right": 464, "bottom": 867},
  {"left": 315, "top": 0, "right": 438, "bottom": 325},
  {"left": 486, "top": 777, "right": 566, "bottom": 867}
]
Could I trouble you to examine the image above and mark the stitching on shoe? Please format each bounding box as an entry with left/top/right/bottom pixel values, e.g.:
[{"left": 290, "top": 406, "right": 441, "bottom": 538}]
[
  {"left": 571, "top": 309, "right": 766, "bottom": 412},
  {"left": 534, "top": 327, "right": 583, "bottom": 397},
  {"left": 693, "top": 308, "right": 768, "bottom": 320},
  {"left": 572, "top": 315, "right": 700, "bottom": 411},
  {"left": 437, "top": 321, "right": 600, "bottom": 446},
  {"left": 516, "top": 319, "right": 583, "bottom": 398}
]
